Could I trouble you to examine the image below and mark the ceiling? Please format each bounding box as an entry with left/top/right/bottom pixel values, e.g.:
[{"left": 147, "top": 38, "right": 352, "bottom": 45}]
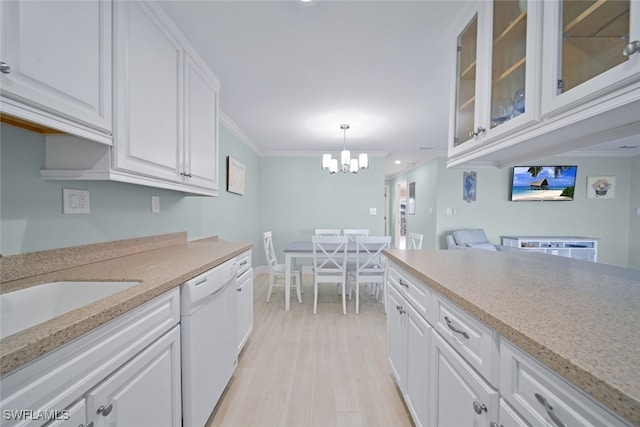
[{"left": 158, "top": 0, "right": 639, "bottom": 178}]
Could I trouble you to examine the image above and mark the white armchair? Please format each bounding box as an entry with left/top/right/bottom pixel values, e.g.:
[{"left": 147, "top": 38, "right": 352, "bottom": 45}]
[{"left": 446, "top": 229, "right": 513, "bottom": 251}]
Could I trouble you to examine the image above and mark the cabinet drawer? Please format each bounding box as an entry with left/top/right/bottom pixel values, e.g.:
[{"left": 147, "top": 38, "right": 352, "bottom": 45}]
[
  {"left": 388, "top": 263, "right": 430, "bottom": 318},
  {"left": 235, "top": 250, "right": 252, "bottom": 276},
  {"left": 432, "top": 292, "right": 499, "bottom": 385},
  {"left": 500, "top": 339, "right": 632, "bottom": 427}
]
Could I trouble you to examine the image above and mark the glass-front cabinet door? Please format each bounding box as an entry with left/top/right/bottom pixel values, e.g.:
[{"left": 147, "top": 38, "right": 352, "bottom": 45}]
[
  {"left": 449, "top": 0, "right": 541, "bottom": 159},
  {"left": 451, "top": 6, "right": 480, "bottom": 155},
  {"left": 541, "top": 0, "right": 640, "bottom": 116}
]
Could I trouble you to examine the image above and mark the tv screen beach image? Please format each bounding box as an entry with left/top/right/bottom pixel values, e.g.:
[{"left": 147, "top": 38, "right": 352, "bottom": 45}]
[{"left": 511, "top": 166, "right": 577, "bottom": 201}]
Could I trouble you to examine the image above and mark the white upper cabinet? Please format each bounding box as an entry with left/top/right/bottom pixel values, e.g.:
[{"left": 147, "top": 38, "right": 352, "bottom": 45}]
[
  {"left": 448, "top": 0, "right": 640, "bottom": 168},
  {"left": 183, "top": 53, "right": 220, "bottom": 191},
  {"left": 449, "top": 0, "right": 542, "bottom": 159},
  {"left": 541, "top": 0, "right": 640, "bottom": 116},
  {"left": 0, "top": 0, "right": 112, "bottom": 143},
  {"left": 114, "top": 0, "right": 182, "bottom": 183},
  {"left": 40, "top": 0, "right": 220, "bottom": 196}
]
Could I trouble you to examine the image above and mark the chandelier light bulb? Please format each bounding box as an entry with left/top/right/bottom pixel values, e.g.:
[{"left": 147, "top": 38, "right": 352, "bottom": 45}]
[{"left": 321, "top": 123, "right": 368, "bottom": 175}]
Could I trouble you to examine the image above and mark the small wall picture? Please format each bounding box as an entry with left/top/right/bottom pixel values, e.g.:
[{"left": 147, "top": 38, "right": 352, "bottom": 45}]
[
  {"left": 463, "top": 171, "right": 476, "bottom": 202},
  {"left": 587, "top": 176, "right": 615, "bottom": 199},
  {"left": 227, "top": 156, "right": 246, "bottom": 195}
]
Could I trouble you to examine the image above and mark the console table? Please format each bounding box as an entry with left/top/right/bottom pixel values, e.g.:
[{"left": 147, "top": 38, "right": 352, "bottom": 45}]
[{"left": 500, "top": 236, "right": 599, "bottom": 262}]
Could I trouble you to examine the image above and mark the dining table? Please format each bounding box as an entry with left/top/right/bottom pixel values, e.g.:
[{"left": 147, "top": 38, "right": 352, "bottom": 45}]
[{"left": 282, "top": 240, "right": 387, "bottom": 311}]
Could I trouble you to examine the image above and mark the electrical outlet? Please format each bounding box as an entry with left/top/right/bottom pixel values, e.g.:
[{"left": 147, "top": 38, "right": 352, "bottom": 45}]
[
  {"left": 152, "top": 196, "right": 160, "bottom": 213},
  {"left": 63, "top": 188, "right": 90, "bottom": 214}
]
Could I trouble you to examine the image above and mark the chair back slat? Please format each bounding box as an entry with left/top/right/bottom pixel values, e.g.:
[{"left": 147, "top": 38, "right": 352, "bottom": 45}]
[
  {"left": 355, "top": 236, "right": 391, "bottom": 275},
  {"left": 312, "top": 236, "right": 348, "bottom": 276},
  {"left": 315, "top": 228, "right": 341, "bottom": 237},
  {"left": 263, "top": 231, "right": 278, "bottom": 269},
  {"left": 343, "top": 229, "right": 370, "bottom": 242},
  {"left": 407, "top": 232, "right": 424, "bottom": 250}
]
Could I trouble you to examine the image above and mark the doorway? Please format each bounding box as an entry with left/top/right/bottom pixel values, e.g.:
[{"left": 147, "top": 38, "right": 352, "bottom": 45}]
[{"left": 394, "top": 180, "right": 407, "bottom": 249}]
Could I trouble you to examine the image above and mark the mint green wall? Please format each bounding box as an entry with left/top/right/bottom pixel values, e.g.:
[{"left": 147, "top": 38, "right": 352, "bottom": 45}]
[
  {"left": 388, "top": 156, "right": 638, "bottom": 268},
  {"left": 257, "top": 156, "right": 386, "bottom": 263},
  {"left": 0, "top": 123, "right": 261, "bottom": 261}
]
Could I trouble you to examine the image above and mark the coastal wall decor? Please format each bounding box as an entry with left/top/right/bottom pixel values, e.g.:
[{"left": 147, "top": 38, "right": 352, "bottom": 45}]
[
  {"left": 463, "top": 171, "right": 476, "bottom": 202},
  {"left": 587, "top": 176, "right": 615, "bottom": 199},
  {"left": 227, "top": 156, "right": 245, "bottom": 195}
]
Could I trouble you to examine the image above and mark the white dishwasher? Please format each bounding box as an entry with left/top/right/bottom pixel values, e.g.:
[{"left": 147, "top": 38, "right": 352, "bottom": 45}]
[{"left": 181, "top": 258, "right": 238, "bottom": 427}]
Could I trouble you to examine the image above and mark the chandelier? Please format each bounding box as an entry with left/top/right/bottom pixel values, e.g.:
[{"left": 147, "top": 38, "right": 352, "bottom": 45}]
[{"left": 322, "top": 124, "right": 369, "bottom": 174}]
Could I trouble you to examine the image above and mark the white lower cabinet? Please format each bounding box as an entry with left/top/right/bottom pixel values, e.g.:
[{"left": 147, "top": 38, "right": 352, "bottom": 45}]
[
  {"left": 430, "top": 331, "right": 499, "bottom": 427},
  {"left": 500, "top": 339, "right": 630, "bottom": 427},
  {"left": 0, "top": 288, "right": 180, "bottom": 427},
  {"left": 86, "top": 325, "right": 181, "bottom": 427},
  {"left": 496, "top": 398, "right": 530, "bottom": 427},
  {"left": 387, "top": 283, "right": 431, "bottom": 427},
  {"left": 236, "top": 266, "right": 253, "bottom": 354},
  {"left": 387, "top": 260, "right": 634, "bottom": 427}
]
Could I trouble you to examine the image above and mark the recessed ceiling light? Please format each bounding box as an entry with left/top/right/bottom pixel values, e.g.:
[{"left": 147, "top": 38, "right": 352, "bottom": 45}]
[{"left": 395, "top": 160, "right": 401, "bottom": 165}]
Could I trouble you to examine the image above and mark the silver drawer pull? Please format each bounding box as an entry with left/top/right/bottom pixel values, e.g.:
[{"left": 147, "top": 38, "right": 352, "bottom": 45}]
[
  {"left": 444, "top": 315, "right": 469, "bottom": 339},
  {"left": 398, "top": 278, "right": 409, "bottom": 288},
  {"left": 535, "top": 393, "right": 567, "bottom": 427}
]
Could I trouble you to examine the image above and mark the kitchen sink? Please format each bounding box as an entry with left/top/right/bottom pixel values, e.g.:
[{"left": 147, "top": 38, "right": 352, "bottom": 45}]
[{"left": 0, "top": 281, "right": 139, "bottom": 339}]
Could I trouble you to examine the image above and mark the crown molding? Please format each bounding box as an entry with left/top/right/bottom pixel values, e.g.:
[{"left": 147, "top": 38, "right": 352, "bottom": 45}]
[{"left": 219, "top": 110, "right": 261, "bottom": 155}]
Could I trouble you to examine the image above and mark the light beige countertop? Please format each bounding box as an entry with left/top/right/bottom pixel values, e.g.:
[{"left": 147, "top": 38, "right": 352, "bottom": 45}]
[
  {"left": 384, "top": 248, "right": 640, "bottom": 426},
  {"left": 0, "top": 232, "right": 252, "bottom": 377}
]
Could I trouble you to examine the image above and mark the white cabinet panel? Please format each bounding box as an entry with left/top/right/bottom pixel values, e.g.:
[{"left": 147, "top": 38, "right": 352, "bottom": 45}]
[
  {"left": 430, "top": 332, "right": 499, "bottom": 427},
  {"left": 432, "top": 292, "right": 500, "bottom": 384},
  {"left": 0, "top": 0, "right": 112, "bottom": 140},
  {"left": 87, "top": 326, "right": 181, "bottom": 427},
  {"left": 387, "top": 284, "right": 406, "bottom": 390},
  {"left": 500, "top": 339, "right": 631, "bottom": 427},
  {"left": 236, "top": 267, "right": 253, "bottom": 354},
  {"left": 114, "top": 0, "right": 182, "bottom": 182},
  {"left": 183, "top": 53, "right": 220, "bottom": 191},
  {"left": 405, "top": 302, "right": 431, "bottom": 427}
]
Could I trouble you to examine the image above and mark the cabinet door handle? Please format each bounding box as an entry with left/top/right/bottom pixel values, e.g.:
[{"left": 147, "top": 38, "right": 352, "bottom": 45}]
[
  {"left": 398, "top": 278, "right": 409, "bottom": 288},
  {"left": 180, "top": 172, "right": 192, "bottom": 178},
  {"left": 97, "top": 403, "right": 113, "bottom": 416},
  {"left": 535, "top": 393, "right": 567, "bottom": 427},
  {"left": 236, "top": 287, "right": 242, "bottom": 292},
  {"left": 469, "top": 126, "right": 486, "bottom": 138},
  {"left": 0, "top": 62, "right": 10, "bottom": 74},
  {"left": 472, "top": 400, "right": 487, "bottom": 414},
  {"left": 623, "top": 40, "right": 640, "bottom": 57},
  {"left": 444, "top": 315, "right": 469, "bottom": 339}
]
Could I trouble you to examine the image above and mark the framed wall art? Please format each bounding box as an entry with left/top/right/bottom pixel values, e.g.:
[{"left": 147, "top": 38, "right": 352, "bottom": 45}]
[
  {"left": 227, "top": 156, "right": 245, "bottom": 195},
  {"left": 587, "top": 176, "right": 615, "bottom": 199},
  {"left": 463, "top": 171, "right": 476, "bottom": 202}
]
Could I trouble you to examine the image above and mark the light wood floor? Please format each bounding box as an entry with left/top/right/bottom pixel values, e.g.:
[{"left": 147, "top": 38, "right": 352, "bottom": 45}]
[{"left": 206, "top": 273, "right": 414, "bottom": 427}]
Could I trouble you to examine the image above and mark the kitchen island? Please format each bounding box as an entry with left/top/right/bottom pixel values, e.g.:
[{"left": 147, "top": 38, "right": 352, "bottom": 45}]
[
  {"left": 384, "top": 248, "right": 640, "bottom": 426},
  {"left": 0, "top": 232, "right": 252, "bottom": 376}
]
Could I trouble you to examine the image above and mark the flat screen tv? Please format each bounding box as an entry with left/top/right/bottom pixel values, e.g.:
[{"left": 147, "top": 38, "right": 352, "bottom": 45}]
[{"left": 510, "top": 166, "right": 577, "bottom": 201}]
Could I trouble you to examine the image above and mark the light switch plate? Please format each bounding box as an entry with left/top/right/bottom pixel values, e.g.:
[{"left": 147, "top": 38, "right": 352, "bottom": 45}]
[
  {"left": 152, "top": 196, "right": 160, "bottom": 213},
  {"left": 63, "top": 188, "right": 90, "bottom": 214}
]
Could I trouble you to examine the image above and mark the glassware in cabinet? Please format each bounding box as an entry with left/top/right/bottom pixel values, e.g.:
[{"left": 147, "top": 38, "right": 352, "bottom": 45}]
[{"left": 490, "top": 0, "right": 528, "bottom": 128}]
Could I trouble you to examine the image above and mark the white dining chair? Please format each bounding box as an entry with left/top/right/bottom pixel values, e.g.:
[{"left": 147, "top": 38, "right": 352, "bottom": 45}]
[
  {"left": 349, "top": 236, "right": 391, "bottom": 314},
  {"left": 315, "top": 228, "right": 341, "bottom": 237},
  {"left": 407, "top": 232, "right": 424, "bottom": 249},
  {"left": 312, "top": 236, "right": 348, "bottom": 315},
  {"left": 342, "top": 229, "right": 370, "bottom": 242},
  {"left": 263, "top": 231, "right": 302, "bottom": 304}
]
